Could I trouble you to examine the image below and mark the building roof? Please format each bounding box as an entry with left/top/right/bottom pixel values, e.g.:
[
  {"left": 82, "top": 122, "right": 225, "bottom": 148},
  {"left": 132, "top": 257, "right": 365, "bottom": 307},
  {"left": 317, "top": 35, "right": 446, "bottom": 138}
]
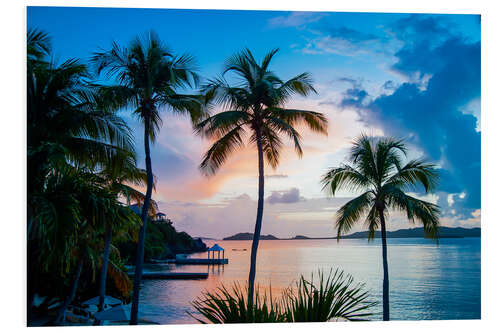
[
  {"left": 128, "top": 204, "right": 141, "bottom": 215},
  {"left": 208, "top": 243, "right": 224, "bottom": 251}
]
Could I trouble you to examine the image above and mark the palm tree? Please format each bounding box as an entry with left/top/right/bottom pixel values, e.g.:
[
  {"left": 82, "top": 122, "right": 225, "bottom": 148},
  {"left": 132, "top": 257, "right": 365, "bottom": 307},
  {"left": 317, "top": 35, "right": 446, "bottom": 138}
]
[
  {"left": 31, "top": 168, "right": 125, "bottom": 323},
  {"left": 27, "top": 53, "right": 134, "bottom": 232},
  {"left": 91, "top": 31, "right": 205, "bottom": 324},
  {"left": 320, "top": 135, "right": 440, "bottom": 321},
  {"left": 94, "top": 150, "right": 154, "bottom": 320},
  {"left": 196, "top": 48, "right": 328, "bottom": 305},
  {"left": 27, "top": 29, "right": 135, "bottom": 316}
]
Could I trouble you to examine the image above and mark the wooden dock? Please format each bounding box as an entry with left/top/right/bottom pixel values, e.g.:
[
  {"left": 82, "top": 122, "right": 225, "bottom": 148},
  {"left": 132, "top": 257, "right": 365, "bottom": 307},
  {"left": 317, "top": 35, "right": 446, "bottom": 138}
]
[
  {"left": 175, "top": 258, "right": 228, "bottom": 265},
  {"left": 128, "top": 272, "right": 208, "bottom": 279}
]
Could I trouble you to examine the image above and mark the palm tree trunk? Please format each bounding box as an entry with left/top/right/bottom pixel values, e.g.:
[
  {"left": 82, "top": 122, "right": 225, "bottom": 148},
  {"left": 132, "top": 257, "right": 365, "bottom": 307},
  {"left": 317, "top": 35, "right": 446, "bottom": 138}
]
[
  {"left": 379, "top": 209, "right": 390, "bottom": 321},
  {"left": 94, "top": 224, "right": 112, "bottom": 325},
  {"left": 55, "top": 257, "right": 84, "bottom": 324},
  {"left": 248, "top": 129, "right": 265, "bottom": 308},
  {"left": 130, "top": 115, "right": 154, "bottom": 325}
]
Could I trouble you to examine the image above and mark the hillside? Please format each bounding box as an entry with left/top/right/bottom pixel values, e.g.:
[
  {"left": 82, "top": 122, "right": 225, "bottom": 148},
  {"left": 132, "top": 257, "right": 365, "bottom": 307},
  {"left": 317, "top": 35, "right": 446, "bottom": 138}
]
[
  {"left": 116, "top": 220, "right": 207, "bottom": 263},
  {"left": 340, "top": 226, "right": 480, "bottom": 239},
  {"left": 223, "top": 232, "right": 279, "bottom": 240},
  {"left": 223, "top": 227, "right": 480, "bottom": 241}
]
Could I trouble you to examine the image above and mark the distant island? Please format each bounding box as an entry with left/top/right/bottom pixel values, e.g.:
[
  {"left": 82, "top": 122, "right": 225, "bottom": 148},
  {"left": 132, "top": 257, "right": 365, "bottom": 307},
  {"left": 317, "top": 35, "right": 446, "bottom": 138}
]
[
  {"left": 292, "top": 235, "right": 310, "bottom": 239},
  {"left": 339, "top": 226, "right": 480, "bottom": 239},
  {"left": 223, "top": 232, "right": 279, "bottom": 240},
  {"left": 223, "top": 227, "right": 480, "bottom": 241}
]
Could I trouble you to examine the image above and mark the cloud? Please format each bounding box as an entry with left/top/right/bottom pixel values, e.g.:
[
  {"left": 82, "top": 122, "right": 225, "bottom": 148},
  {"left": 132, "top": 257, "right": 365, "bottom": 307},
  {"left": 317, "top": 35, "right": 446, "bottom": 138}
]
[
  {"left": 339, "top": 86, "right": 370, "bottom": 109},
  {"left": 338, "top": 15, "right": 481, "bottom": 211},
  {"left": 268, "top": 12, "right": 327, "bottom": 28},
  {"left": 300, "top": 25, "right": 396, "bottom": 57},
  {"left": 159, "top": 192, "right": 480, "bottom": 239},
  {"left": 265, "top": 174, "right": 288, "bottom": 179},
  {"left": 328, "top": 27, "right": 379, "bottom": 43},
  {"left": 267, "top": 188, "right": 303, "bottom": 204}
]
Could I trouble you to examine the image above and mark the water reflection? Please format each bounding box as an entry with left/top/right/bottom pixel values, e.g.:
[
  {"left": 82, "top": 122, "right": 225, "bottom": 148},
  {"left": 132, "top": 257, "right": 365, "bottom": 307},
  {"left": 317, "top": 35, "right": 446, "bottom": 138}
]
[{"left": 138, "top": 238, "right": 480, "bottom": 324}]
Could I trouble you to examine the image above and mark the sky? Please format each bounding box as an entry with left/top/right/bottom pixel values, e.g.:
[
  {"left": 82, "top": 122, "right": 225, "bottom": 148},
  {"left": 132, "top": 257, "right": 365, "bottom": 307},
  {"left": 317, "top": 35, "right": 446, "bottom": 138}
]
[{"left": 27, "top": 7, "right": 481, "bottom": 239}]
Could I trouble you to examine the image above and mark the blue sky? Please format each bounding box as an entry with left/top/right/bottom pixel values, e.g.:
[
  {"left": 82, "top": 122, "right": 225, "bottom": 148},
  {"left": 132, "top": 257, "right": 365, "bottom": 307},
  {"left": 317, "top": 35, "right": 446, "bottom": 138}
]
[{"left": 28, "top": 7, "right": 481, "bottom": 238}]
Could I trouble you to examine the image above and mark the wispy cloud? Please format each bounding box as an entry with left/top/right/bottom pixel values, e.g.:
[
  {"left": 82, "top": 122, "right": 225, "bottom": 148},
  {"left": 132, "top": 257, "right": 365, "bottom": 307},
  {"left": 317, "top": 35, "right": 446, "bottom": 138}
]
[
  {"left": 265, "top": 174, "right": 288, "bottom": 179},
  {"left": 300, "top": 25, "right": 397, "bottom": 57},
  {"left": 268, "top": 11, "right": 328, "bottom": 29}
]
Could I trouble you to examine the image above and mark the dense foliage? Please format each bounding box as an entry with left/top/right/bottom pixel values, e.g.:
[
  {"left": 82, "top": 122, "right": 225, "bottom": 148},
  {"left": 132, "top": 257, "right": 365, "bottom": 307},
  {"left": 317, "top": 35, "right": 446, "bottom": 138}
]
[
  {"left": 190, "top": 269, "right": 376, "bottom": 323},
  {"left": 26, "top": 29, "right": 205, "bottom": 325}
]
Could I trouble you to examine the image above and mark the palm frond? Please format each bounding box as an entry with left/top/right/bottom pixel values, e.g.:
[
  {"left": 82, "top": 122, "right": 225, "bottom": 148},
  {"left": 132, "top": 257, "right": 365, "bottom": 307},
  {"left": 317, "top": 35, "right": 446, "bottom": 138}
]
[
  {"left": 335, "top": 191, "right": 374, "bottom": 239},
  {"left": 265, "top": 116, "right": 303, "bottom": 157},
  {"left": 385, "top": 158, "right": 439, "bottom": 193},
  {"left": 223, "top": 48, "right": 258, "bottom": 87},
  {"left": 349, "top": 134, "right": 379, "bottom": 184},
  {"left": 199, "top": 126, "right": 245, "bottom": 176},
  {"left": 260, "top": 48, "right": 280, "bottom": 74},
  {"left": 320, "top": 165, "right": 373, "bottom": 196},
  {"left": 276, "top": 72, "right": 317, "bottom": 103},
  {"left": 384, "top": 186, "right": 440, "bottom": 240},
  {"left": 27, "top": 28, "right": 51, "bottom": 61},
  {"left": 266, "top": 108, "right": 328, "bottom": 134},
  {"left": 258, "top": 127, "right": 284, "bottom": 169},
  {"left": 374, "top": 137, "right": 407, "bottom": 183},
  {"left": 195, "top": 110, "right": 251, "bottom": 139}
]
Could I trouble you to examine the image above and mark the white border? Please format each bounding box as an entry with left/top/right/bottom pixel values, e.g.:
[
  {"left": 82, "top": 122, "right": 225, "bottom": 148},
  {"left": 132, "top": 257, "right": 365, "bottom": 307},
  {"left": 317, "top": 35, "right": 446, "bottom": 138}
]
[{"left": 2, "top": 1, "right": 499, "bottom": 332}]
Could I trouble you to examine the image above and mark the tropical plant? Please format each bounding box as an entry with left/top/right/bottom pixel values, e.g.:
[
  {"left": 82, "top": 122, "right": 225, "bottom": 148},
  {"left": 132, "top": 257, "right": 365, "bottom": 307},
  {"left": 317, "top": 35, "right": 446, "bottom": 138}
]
[
  {"left": 29, "top": 168, "right": 132, "bottom": 323},
  {"left": 91, "top": 30, "right": 206, "bottom": 324},
  {"left": 282, "top": 269, "right": 376, "bottom": 322},
  {"left": 190, "top": 283, "right": 285, "bottom": 323},
  {"left": 27, "top": 45, "right": 134, "bottom": 234},
  {"left": 27, "top": 29, "right": 137, "bottom": 320},
  {"left": 320, "top": 135, "right": 440, "bottom": 321},
  {"left": 189, "top": 269, "right": 376, "bottom": 323},
  {"left": 196, "top": 48, "right": 328, "bottom": 305}
]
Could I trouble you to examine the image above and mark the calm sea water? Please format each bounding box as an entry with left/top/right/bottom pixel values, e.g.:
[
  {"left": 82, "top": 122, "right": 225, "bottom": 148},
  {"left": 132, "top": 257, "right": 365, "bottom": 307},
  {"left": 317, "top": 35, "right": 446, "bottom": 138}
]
[{"left": 137, "top": 238, "right": 480, "bottom": 324}]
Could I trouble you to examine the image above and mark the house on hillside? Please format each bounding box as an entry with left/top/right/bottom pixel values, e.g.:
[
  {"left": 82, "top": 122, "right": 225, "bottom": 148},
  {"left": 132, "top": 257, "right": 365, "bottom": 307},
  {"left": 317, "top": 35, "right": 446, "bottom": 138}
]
[
  {"left": 154, "top": 212, "right": 172, "bottom": 225},
  {"left": 128, "top": 204, "right": 173, "bottom": 225}
]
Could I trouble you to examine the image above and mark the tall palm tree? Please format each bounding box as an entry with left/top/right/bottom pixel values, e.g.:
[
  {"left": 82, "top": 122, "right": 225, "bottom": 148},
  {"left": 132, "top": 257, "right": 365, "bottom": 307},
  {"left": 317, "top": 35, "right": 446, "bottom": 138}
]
[
  {"left": 91, "top": 31, "right": 205, "bottom": 324},
  {"left": 197, "top": 48, "right": 328, "bottom": 305},
  {"left": 320, "top": 135, "right": 440, "bottom": 321},
  {"left": 94, "top": 150, "right": 154, "bottom": 320}
]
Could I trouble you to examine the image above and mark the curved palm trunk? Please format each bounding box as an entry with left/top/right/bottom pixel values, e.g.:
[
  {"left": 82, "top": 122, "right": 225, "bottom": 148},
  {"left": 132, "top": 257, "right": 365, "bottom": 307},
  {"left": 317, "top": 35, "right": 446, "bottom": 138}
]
[
  {"left": 248, "top": 130, "right": 265, "bottom": 308},
  {"left": 94, "top": 224, "right": 112, "bottom": 325},
  {"left": 55, "top": 257, "right": 84, "bottom": 324},
  {"left": 130, "top": 117, "right": 154, "bottom": 325},
  {"left": 379, "top": 209, "right": 390, "bottom": 321}
]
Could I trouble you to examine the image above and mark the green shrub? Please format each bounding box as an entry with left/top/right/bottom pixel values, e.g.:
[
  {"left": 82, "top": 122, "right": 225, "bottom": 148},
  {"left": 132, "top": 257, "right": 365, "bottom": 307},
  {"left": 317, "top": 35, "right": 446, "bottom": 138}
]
[
  {"left": 190, "top": 282, "right": 285, "bottom": 323},
  {"left": 189, "top": 269, "right": 377, "bottom": 323},
  {"left": 282, "top": 269, "right": 377, "bottom": 322}
]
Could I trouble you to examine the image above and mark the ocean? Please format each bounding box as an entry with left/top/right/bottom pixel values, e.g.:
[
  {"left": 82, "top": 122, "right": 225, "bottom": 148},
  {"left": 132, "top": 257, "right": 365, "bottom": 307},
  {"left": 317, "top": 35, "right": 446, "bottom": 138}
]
[{"left": 137, "top": 237, "right": 480, "bottom": 324}]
